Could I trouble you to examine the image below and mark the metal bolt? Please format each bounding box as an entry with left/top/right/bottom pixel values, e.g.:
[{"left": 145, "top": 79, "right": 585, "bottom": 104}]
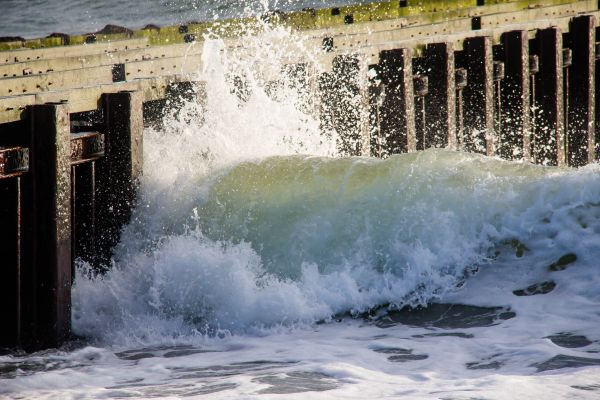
[
  {"left": 562, "top": 48, "right": 572, "bottom": 68},
  {"left": 413, "top": 75, "right": 429, "bottom": 97},
  {"left": 323, "top": 37, "right": 334, "bottom": 52},
  {"left": 529, "top": 55, "right": 539, "bottom": 74},
  {"left": 455, "top": 68, "right": 468, "bottom": 89},
  {"left": 493, "top": 61, "right": 505, "bottom": 81}
]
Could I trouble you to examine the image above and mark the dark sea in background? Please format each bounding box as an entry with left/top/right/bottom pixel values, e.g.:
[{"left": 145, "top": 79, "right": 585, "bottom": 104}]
[{"left": 1, "top": 0, "right": 377, "bottom": 38}]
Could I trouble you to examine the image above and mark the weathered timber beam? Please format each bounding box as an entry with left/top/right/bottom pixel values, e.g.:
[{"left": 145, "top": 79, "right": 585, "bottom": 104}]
[
  {"left": 0, "top": 43, "right": 200, "bottom": 78},
  {"left": 0, "top": 75, "right": 191, "bottom": 123},
  {"left": 96, "top": 91, "right": 143, "bottom": 267},
  {"left": 320, "top": 54, "right": 369, "bottom": 156},
  {"left": 567, "top": 15, "right": 596, "bottom": 166},
  {"left": 70, "top": 131, "right": 105, "bottom": 165},
  {"left": 0, "top": 176, "right": 22, "bottom": 348},
  {"left": 0, "top": 146, "right": 27, "bottom": 348},
  {"left": 423, "top": 42, "right": 456, "bottom": 150},
  {"left": 21, "top": 102, "right": 72, "bottom": 350},
  {"left": 0, "top": 54, "right": 201, "bottom": 97},
  {"left": 535, "top": 27, "right": 565, "bottom": 166},
  {"left": 500, "top": 30, "right": 531, "bottom": 161},
  {"left": 378, "top": 48, "right": 416, "bottom": 154},
  {"left": 0, "top": 38, "right": 149, "bottom": 64},
  {"left": 462, "top": 36, "right": 494, "bottom": 156}
]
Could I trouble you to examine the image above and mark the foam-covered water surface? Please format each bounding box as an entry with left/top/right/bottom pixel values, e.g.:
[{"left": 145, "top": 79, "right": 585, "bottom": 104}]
[{"left": 3, "top": 31, "right": 600, "bottom": 399}]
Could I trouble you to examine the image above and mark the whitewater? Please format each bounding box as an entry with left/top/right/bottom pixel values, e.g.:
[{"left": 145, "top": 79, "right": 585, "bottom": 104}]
[{"left": 2, "top": 23, "right": 600, "bottom": 400}]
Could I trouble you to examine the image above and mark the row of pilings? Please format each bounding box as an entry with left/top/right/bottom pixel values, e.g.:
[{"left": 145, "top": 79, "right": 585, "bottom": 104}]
[
  {"left": 315, "top": 15, "right": 597, "bottom": 167},
  {"left": 0, "top": 92, "right": 144, "bottom": 351}
]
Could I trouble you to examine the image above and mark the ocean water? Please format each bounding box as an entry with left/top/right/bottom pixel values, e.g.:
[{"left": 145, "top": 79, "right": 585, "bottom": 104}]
[
  {"left": 1, "top": 0, "right": 377, "bottom": 38},
  {"left": 2, "top": 5, "right": 600, "bottom": 399}
]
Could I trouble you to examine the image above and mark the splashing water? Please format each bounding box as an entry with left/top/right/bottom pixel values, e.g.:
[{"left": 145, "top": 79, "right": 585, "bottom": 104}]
[
  {"left": 69, "top": 33, "right": 600, "bottom": 348},
  {"left": 68, "top": 17, "right": 600, "bottom": 346},
  {"left": 3, "top": 7, "right": 600, "bottom": 400}
]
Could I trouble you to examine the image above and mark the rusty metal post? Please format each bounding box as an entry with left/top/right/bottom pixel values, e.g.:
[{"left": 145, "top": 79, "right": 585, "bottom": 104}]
[
  {"left": 501, "top": 30, "right": 531, "bottom": 161},
  {"left": 568, "top": 15, "right": 596, "bottom": 166},
  {"left": 463, "top": 36, "right": 494, "bottom": 155},
  {"left": 413, "top": 75, "right": 429, "bottom": 150},
  {"left": 530, "top": 55, "right": 539, "bottom": 163},
  {"left": 368, "top": 71, "right": 385, "bottom": 157},
  {"left": 97, "top": 91, "right": 143, "bottom": 267},
  {"left": 21, "top": 103, "right": 72, "bottom": 350},
  {"left": 493, "top": 61, "right": 505, "bottom": 157},
  {"left": 358, "top": 60, "right": 372, "bottom": 157},
  {"left": 563, "top": 48, "right": 572, "bottom": 164},
  {"left": 423, "top": 43, "right": 456, "bottom": 150},
  {"left": 0, "top": 147, "right": 28, "bottom": 349},
  {"left": 535, "top": 27, "right": 565, "bottom": 166},
  {"left": 375, "top": 84, "right": 386, "bottom": 156},
  {"left": 379, "top": 48, "right": 416, "bottom": 154},
  {"left": 455, "top": 68, "right": 467, "bottom": 150}
]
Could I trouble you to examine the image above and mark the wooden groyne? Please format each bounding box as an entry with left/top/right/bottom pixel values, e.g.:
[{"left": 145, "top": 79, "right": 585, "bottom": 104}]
[{"left": 1, "top": 0, "right": 598, "bottom": 350}]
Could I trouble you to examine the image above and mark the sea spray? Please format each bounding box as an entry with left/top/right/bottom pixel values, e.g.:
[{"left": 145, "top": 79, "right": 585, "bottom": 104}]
[{"left": 71, "top": 23, "right": 600, "bottom": 346}]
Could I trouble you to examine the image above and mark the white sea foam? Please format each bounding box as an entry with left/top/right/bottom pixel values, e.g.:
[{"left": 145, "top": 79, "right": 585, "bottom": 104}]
[{"left": 71, "top": 148, "right": 600, "bottom": 345}]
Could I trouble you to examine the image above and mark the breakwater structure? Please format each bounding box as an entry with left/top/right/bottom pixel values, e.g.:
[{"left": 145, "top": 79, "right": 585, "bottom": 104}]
[{"left": 0, "top": 0, "right": 598, "bottom": 351}]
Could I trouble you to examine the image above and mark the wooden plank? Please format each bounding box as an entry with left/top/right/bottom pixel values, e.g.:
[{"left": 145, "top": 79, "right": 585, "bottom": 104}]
[
  {"left": 71, "top": 132, "right": 104, "bottom": 165},
  {"left": 479, "top": 0, "right": 596, "bottom": 30},
  {"left": 0, "top": 95, "right": 36, "bottom": 122},
  {"left": 124, "top": 54, "right": 201, "bottom": 80},
  {"left": 0, "top": 54, "right": 200, "bottom": 97},
  {"left": 500, "top": 30, "right": 531, "bottom": 161},
  {"left": 0, "top": 38, "right": 149, "bottom": 64},
  {"left": 567, "top": 15, "right": 595, "bottom": 166},
  {"left": 535, "top": 27, "right": 565, "bottom": 166},
  {"left": 0, "top": 75, "right": 189, "bottom": 124},
  {"left": 96, "top": 91, "right": 143, "bottom": 267},
  {"left": 423, "top": 42, "right": 457, "bottom": 150},
  {"left": 378, "top": 48, "right": 416, "bottom": 154},
  {"left": 21, "top": 102, "right": 72, "bottom": 350},
  {"left": 463, "top": 36, "right": 495, "bottom": 155},
  {"left": 0, "top": 43, "right": 200, "bottom": 78},
  {"left": 321, "top": 54, "right": 367, "bottom": 156},
  {"left": 0, "top": 64, "right": 114, "bottom": 96}
]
